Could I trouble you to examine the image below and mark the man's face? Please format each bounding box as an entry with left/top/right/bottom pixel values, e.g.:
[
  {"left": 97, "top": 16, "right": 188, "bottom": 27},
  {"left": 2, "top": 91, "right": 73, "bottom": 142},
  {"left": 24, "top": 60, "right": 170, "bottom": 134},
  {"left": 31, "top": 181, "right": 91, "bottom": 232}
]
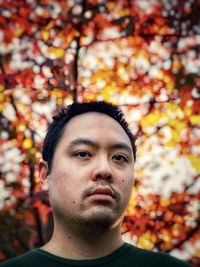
[{"left": 46, "top": 112, "right": 135, "bottom": 231}]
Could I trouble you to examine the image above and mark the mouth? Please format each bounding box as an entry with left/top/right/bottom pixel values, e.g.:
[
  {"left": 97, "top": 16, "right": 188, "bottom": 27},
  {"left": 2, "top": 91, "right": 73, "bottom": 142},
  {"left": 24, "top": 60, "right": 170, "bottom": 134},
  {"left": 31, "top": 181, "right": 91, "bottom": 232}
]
[{"left": 87, "top": 186, "right": 116, "bottom": 201}]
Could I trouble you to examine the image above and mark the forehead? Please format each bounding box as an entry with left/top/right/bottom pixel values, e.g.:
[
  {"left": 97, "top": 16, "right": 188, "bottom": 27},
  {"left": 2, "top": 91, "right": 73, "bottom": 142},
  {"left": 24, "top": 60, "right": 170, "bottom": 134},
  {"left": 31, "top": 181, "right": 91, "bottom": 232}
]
[{"left": 60, "top": 112, "right": 131, "bottom": 145}]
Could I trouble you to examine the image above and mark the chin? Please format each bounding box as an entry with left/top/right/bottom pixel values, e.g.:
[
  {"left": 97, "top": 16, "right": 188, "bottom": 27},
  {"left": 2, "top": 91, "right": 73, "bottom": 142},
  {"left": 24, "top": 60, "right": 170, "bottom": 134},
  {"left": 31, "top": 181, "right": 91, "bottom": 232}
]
[{"left": 76, "top": 209, "right": 119, "bottom": 232}]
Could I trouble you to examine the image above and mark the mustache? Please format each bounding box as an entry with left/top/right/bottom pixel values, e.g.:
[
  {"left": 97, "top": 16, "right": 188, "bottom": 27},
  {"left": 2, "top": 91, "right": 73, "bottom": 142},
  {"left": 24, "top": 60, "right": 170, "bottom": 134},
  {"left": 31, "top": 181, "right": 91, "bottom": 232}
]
[{"left": 83, "top": 181, "right": 120, "bottom": 200}]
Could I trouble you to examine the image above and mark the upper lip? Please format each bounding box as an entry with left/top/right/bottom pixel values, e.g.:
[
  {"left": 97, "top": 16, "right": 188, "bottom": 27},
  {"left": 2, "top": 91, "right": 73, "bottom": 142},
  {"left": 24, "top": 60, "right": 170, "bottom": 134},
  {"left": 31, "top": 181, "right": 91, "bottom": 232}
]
[{"left": 88, "top": 186, "right": 115, "bottom": 198}]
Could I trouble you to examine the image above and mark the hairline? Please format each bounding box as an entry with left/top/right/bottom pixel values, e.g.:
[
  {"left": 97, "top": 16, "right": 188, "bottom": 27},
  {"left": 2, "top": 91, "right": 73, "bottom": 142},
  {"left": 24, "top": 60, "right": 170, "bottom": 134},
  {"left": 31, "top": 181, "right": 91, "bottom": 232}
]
[
  {"left": 43, "top": 104, "right": 136, "bottom": 172},
  {"left": 57, "top": 110, "right": 133, "bottom": 149}
]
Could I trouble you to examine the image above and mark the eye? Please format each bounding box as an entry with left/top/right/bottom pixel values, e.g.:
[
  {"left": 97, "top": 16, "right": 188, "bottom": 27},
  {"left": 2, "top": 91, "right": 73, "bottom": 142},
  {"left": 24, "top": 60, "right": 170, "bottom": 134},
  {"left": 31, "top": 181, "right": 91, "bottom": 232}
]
[
  {"left": 113, "top": 154, "right": 128, "bottom": 163},
  {"left": 74, "top": 151, "right": 92, "bottom": 159}
]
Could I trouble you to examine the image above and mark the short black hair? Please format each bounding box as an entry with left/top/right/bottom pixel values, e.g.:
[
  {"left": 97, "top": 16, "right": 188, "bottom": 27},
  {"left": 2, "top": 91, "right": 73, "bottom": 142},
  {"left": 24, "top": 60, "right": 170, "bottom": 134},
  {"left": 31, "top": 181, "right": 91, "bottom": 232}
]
[{"left": 42, "top": 101, "right": 136, "bottom": 171}]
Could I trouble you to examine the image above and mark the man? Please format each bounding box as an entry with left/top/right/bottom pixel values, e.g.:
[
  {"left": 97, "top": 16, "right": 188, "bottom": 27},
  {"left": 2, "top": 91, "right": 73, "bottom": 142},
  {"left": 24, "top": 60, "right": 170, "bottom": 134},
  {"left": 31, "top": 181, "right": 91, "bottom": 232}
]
[{"left": 1, "top": 101, "right": 191, "bottom": 266}]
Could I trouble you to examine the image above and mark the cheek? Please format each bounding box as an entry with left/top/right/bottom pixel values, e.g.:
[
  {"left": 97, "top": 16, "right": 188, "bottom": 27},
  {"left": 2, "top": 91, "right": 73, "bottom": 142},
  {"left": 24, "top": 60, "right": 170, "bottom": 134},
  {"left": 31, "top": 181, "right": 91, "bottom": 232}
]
[
  {"left": 120, "top": 167, "right": 134, "bottom": 184},
  {"left": 120, "top": 173, "right": 134, "bottom": 197},
  {"left": 49, "top": 167, "right": 73, "bottom": 194},
  {"left": 49, "top": 170, "right": 80, "bottom": 208}
]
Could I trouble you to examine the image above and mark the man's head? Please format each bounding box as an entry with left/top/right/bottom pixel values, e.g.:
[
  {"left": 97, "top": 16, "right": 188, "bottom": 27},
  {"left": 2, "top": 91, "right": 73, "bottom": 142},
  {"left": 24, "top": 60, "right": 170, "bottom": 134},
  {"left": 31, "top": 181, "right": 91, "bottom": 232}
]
[
  {"left": 42, "top": 101, "right": 136, "bottom": 172},
  {"left": 39, "top": 101, "right": 136, "bottom": 233}
]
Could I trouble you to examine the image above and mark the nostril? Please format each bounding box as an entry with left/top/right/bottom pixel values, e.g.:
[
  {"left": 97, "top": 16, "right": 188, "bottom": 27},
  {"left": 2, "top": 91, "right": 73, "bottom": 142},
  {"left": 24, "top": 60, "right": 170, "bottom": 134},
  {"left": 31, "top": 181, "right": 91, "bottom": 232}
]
[
  {"left": 92, "top": 159, "right": 113, "bottom": 181},
  {"left": 96, "top": 172, "right": 113, "bottom": 180}
]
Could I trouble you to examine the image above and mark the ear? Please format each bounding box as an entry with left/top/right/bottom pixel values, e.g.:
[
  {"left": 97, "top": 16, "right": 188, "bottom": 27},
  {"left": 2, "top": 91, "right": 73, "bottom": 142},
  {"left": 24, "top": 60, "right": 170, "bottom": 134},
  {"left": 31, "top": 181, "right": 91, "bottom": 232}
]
[{"left": 38, "top": 160, "right": 49, "bottom": 191}]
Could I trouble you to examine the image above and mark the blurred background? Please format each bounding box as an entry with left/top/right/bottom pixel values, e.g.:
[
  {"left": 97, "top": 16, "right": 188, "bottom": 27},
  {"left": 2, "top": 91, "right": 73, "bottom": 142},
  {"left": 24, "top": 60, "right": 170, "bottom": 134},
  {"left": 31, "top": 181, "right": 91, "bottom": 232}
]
[{"left": 0, "top": 0, "right": 199, "bottom": 266}]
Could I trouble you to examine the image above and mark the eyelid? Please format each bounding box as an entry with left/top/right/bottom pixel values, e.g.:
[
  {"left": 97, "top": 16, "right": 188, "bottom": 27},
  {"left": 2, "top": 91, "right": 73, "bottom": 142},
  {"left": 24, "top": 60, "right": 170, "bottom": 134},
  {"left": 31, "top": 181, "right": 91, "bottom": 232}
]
[
  {"left": 73, "top": 150, "right": 92, "bottom": 158},
  {"left": 113, "top": 153, "right": 129, "bottom": 162}
]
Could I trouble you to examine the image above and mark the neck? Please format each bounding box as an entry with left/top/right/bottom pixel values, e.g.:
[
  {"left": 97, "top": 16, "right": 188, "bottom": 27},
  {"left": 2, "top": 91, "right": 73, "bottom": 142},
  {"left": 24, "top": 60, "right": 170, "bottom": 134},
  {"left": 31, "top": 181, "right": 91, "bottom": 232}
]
[{"left": 42, "top": 219, "right": 124, "bottom": 259}]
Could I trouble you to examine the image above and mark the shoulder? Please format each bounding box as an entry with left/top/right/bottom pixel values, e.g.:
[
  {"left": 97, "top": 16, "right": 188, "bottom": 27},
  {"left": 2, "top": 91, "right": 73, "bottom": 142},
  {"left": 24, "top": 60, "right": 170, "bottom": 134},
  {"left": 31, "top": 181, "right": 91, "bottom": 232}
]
[
  {"left": 124, "top": 243, "right": 191, "bottom": 267},
  {"left": 0, "top": 250, "right": 40, "bottom": 267}
]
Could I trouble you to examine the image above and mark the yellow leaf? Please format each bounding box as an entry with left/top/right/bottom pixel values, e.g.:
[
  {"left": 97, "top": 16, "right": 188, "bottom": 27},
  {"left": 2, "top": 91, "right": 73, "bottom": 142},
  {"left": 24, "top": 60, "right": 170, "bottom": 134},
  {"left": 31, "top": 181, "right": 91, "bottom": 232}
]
[
  {"left": 0, "top": 93, "right": 4, "bottom": 101},
  {"left": 0, "top": 103, "right": 3, "bottom": 112},
  {"left": 175, "top": 122, "right": 186, "bottom": 131},
  {"left": 17, "top": 124, "right": 26, "bottom": 132},
  {"left": 102, "top": 85, "right": 115, "bottom": 101},
  {"left": 172, "top": 224, "right": 180, "bottom": 237},
  {"left": 194, "top": 248, "right": 200, "bottom": 257},
  {"left": 0, "top": 84, "right": 4, "bottom": 91},
  {"left": 165, "top": 140, "right": 176, "bottom": 148},
  {"left": 160, "top": 198, "right": 170, "bottom": 207},
  {"left": 184, "top": 106, "right": 192, "bottom": 116},
  {"left": 66, "top": 35, "right": 73, "bottom": 44},
  {"left": 138, "top": 232, "right": 154, "bottom": 250},
  {"left": 126, "top": 189, "right": 137, "bottom": 215},
  {"left": 188, "top": 155, "right": 200, "bottom": 172},
  {"left": 172, "top": 56, "right": 182, "bottom": 72},
  {"left": 48, "top": 47, "right": 65, "bottom": 58},
  {"left": 14, "top": 26, "right": 24, "bottom": 37},
  {"left": 141, "top": 113, "right": 161, "bottom": 128},
  {"left": 46, "top": 21, "right": 54, "bottom": 30},
  {"left": 107, "top": 2, "right": 115, "bottom": 9},
  {"left": 190, "top": 115, "right": 200, "bottom": 125},
  {"left": 42, "top": 31, "right": 49, "bottom": 41},
  {"left": 171, "top": 129, "right": 180, "bottom": 142},
  {"left": 166, "top": 103, "right": 180, "bottom": 113},
  {"left": 23, "top": 138, "right": 33, "bottom": 149},
  {"left": 167, "top": 119, "right": 177, "bottom": 127}
]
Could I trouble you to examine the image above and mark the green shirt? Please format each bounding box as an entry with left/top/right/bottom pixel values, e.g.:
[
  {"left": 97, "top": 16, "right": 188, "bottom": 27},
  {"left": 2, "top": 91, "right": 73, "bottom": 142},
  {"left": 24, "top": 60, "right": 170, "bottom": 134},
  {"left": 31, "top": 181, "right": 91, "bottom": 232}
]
[{"left": 0, "top": 243, "right": 191, "bottom": 267}]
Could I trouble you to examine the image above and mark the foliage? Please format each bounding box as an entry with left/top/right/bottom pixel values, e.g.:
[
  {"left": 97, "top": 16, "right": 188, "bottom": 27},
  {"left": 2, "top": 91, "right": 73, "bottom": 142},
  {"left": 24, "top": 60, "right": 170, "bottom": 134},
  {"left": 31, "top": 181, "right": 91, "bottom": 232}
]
[{"left": 0, "top": 0, "right": 199, "bottom": 266}]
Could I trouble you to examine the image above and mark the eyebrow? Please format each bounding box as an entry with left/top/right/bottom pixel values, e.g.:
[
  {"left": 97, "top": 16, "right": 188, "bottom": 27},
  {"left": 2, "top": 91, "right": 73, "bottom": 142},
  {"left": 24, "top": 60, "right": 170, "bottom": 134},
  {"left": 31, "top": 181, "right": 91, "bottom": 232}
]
[
  {"left": 68, "top": 138, "right": 133, "bottom": 155},
  {"left": 68, "top": 138, "right": 98, "bottom": 149},
  {"left": 111, "top": 143, "right": 133, "bottom": 155}
]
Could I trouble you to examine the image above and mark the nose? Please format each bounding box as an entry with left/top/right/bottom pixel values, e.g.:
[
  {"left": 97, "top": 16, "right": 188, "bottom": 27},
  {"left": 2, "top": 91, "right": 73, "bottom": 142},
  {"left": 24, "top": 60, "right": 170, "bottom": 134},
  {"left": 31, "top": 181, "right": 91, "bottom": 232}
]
[{"left": 91, "top": 157, "right": 113, "bottom": 182}]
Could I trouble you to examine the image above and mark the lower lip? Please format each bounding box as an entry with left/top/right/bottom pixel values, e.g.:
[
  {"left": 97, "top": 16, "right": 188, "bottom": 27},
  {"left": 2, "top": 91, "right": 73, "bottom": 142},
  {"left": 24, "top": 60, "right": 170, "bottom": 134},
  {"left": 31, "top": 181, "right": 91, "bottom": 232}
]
[{"left": 88, "top": 194, "right": 114, "bottom": 201}]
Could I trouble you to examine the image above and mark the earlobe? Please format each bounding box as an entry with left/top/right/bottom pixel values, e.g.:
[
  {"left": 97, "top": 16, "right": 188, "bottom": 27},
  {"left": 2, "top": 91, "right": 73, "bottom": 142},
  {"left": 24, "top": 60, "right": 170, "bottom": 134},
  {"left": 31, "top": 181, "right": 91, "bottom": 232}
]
[{"left": 38, "top": 160, "right": 49, "bottom": 191}]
